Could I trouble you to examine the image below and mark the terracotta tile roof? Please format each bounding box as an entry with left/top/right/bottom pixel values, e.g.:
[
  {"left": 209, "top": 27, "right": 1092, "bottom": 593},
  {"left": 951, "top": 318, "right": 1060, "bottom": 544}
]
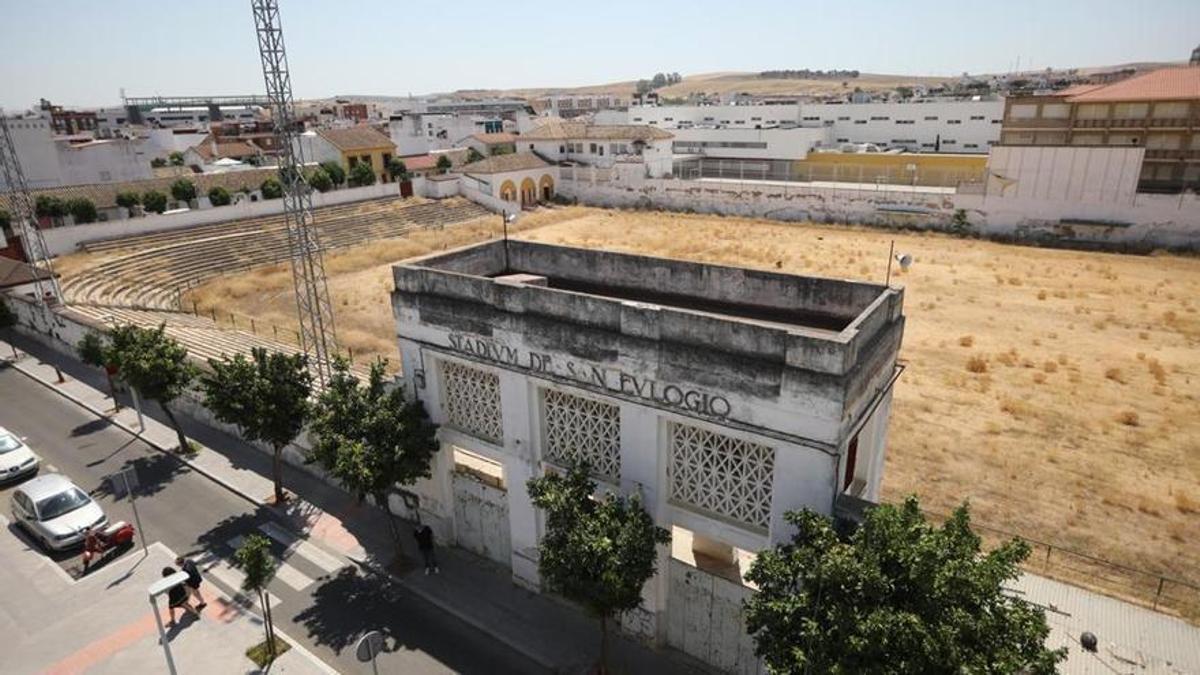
[
  {"left": 1055, "top": 84, "right": 1105, "bottom": 98},
  {"left": 470, "top": 132, "right": 516, "bottom": 144},
  {"left": 520, "top": 119, "right": 673, "bottom": 142},
  {"left": 1066, "top": 67, "right": 1200, "bottom": 102},
  {"left": 0, "top": 257, "right": 57, "bottom": 289},
  {"left": 0, "top": 168, "right": 281, "bottom": 211},
  {"left": 396, "top": 149, "right": 470, "bottom": 172},
  {"left": 190, "top": 135, "right": 261, "bottom": 161},
  {"left": 317, "top": 126, "right": 395, "bottom": 151},
  {"left": 460, "top": 152, "right": 550, "bottom": 174}
]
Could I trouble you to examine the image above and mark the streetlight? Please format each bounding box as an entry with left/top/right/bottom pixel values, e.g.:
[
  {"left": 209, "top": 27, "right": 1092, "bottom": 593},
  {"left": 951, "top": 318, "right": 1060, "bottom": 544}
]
[
  {"left": 149, "top": 571, "right": 191, "bottom": 675},
  {"left": 501, "top": 211, "right": 517, "bottom": 271}
]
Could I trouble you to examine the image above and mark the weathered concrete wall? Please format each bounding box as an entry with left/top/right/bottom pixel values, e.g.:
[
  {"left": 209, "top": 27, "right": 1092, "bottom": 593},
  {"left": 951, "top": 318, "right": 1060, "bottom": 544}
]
[
  {"left": 557, "top": 173, "right": 1200, "bottom": 250},
  {"left": 42, "top": 182, "right": 404, "bottom": 256}
]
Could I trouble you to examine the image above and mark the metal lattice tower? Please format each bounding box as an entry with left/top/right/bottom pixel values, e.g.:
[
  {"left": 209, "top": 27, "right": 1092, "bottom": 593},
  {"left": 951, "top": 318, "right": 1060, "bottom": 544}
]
[
  {"left": 0, "top": 112, "right": 63, "bottom": 328},
  {"left": 250, "top": 0, "right": 337, "bottom": 387}
]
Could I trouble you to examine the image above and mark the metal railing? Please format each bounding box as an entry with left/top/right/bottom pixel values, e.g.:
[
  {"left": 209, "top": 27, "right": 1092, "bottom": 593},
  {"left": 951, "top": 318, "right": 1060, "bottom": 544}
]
[{"left": 918, "top": 507, "right": 1200, "bottom": 621}]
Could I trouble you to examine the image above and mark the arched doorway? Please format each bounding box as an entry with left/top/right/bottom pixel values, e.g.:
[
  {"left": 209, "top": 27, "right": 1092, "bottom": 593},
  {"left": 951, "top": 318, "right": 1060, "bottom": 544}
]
[
  {"left": 520, "top": 177, "right": 536, "bottom": 206},
  {"left": 539, "top": 174, "right": 555, "bottom": 201},
  {"left": 500, "top": 180, "right": 517, "bottom": 202}
]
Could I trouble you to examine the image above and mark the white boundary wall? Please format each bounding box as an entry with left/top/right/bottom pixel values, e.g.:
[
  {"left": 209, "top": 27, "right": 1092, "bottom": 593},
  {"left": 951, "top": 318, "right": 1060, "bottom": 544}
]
[
  {"left": 556, "top": 169, "right": 1200, "bottom": 250},
  {"left": 43, "top": 182, "right": 403, "bottom": 256}
]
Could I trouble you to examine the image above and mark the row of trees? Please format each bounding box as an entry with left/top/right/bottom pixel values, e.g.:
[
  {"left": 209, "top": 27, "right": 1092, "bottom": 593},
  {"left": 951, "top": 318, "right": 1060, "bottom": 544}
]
[
  {"left": 34, "top": 195, "right": 98, "bottom": 224},
  {"left": 635, "top": 72, "right": 683, "bottom": 95},
  {"left": 759, "top": 68, "right": 861, "bottom": 80},
  {"left": 67, "top": 320, "right": 1062, "bottom": 673}
]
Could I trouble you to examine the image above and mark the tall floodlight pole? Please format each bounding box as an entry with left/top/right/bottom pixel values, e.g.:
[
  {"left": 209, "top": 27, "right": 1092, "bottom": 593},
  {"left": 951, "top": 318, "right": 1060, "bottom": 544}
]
[
  {"left": 250, "top": 0, "right": 337, "bottom": 387},
  {"left": 0, "top": 113, "right": 64, "bottom": 333}
]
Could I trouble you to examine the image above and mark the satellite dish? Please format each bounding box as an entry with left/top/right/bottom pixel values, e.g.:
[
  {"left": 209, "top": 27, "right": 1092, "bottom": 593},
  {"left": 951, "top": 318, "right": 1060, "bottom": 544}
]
[{"left": 895, "top": 253, "right": 913, "bottom": 271}]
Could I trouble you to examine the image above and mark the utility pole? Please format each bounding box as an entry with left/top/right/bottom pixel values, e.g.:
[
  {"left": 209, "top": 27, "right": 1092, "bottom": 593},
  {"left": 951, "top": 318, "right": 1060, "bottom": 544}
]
[
  {"left": 0, "top": 113, "right": 65, "bottom": 371},
  {"left": 250, "top": 0, "right": 337, "bottom": 387}
]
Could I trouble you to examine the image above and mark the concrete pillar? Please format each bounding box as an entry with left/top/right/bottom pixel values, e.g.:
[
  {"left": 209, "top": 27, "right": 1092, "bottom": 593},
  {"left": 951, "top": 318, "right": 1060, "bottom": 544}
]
[
  {"left": 618, "top": 402, "right": 669, "bottom": 644},
  {"left": 498, "top": 370, "right": 541, "bottom": 589},
  {"left": 766, "top": 443, "right": 836, "bottom": 546}
]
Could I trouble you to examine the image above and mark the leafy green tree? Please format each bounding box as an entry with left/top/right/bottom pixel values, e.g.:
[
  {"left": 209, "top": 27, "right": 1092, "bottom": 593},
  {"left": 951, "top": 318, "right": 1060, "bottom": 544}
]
[
  {"left": 348, "top": 161, "right": 376, "bottom": 187},
  {"left": 0, "top": 298, "right": 18, "bottom": 358},
  {"left": 305, "top": 167, "right": 332, "bottom": 193},
  {"left": 260, "top": 178, "right": 284, "bottom": 200},
  {"left": 78, "top": 330, "right": 120, "bottom": 410},
  {"left": 115, "top": 191, "right": 140, "bottom": 210},
  {"left": 168, "top": 151, "right": 185, "bottom": 166},
  {"left": 387, "top": 158, "right": 408, "bottom": 182},
  {"left": 34, "top": 195, "right": 66, "bottom": 225},
  {"left": 234, "top": 534, "right": 279, "bottom": 657},
  {"left": 142, "top": 190, "right": 168, "bottom": 214},
  {"left": 308, "top": 359, "right": 438, "bottom": 561},
  {"left": 744, "top": 496, "right": 1066, "bottom": 674},
  {"left": 320, "top": 161, "right": 345, "bottom": 187},
  {"left": 106, "top": 324, "right": 196, "bottom": 452},
  {"left": 201, "top": 348, "right": 312, "bottom": 504},
  {"left": 895, "top": 86, "right": 915, "bottom": 100},
  {"left": 66, "top": 197, "right": 97, "bottom": 224},
  {"left": 435, "top": 154, "right": 452, "bottom": 174},
  {"left": 0, "top": 208, "right": 11, "bottom": 233},
  {"left": 466, "top": 147, "right": 484, "bottom": 163},
  {"left": 490, "top": 145, "right": 514, "bottom": 156},
  {"left": 170, "top": 179, "right": 197, "bottom": 204},
  {"left": 207, "top": 186, "right": 232, "bottom": 207},
  {"left": 527, "top": 464, "right": 669, "bottom": 671},
  {"left": 150, "top": 157, "right": 167, "bottom": 168}
]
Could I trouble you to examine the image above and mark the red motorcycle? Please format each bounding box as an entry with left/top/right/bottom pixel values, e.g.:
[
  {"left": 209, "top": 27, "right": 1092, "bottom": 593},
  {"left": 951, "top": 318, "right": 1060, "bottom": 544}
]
[{"left": 81, "top": 521, "right": 136, "bottom": 572}]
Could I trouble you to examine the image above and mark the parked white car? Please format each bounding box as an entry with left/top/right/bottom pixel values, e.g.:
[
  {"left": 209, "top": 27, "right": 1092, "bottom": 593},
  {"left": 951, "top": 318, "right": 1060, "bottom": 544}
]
[
  {"left": 0, "top": 426, "right": 39, "bottom": 483},
  {"left": 10, "top": 474, "right": 107, "bottom": 551}
]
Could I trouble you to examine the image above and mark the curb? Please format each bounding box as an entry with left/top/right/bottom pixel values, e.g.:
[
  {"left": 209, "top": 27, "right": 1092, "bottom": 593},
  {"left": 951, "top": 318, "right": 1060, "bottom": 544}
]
[
  {"left": 7, "top": 354, "right": 270, "bottom": 511},
  {"left": 345, "top": 552, "right": 563, "bottom": 673}
]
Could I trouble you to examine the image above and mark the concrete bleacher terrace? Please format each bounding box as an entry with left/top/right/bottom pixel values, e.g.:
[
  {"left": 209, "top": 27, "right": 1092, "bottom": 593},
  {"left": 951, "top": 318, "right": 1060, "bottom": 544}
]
[{"left": 62, "top": 197, "right": 491, "bottom": 311}]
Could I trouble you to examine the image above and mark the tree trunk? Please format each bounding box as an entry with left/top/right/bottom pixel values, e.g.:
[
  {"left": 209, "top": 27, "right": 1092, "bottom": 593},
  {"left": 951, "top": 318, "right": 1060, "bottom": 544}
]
[
  {"left": 272, "top": 444, "right": 285, "bottom": 504},
  {"left": 599, "top": 614, "right": 609, "bottom": 674},
  {"left": 258, "top": 589, "right": 274, "bottom": 656},
  {"left": 159, "top": 402, "right": 189, "bottom": 453},
  {"left": 264, "top": 588, "right": 277, "bottom": 656},
  {"left": 104, "top": 370, "right": 121, "bottom": 411}
]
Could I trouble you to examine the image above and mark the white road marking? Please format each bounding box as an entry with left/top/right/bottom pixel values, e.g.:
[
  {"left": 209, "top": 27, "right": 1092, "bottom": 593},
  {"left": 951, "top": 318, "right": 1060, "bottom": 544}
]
[
  {"left": 257, "top": 521, "right": 344, "bottom": 574},
  {"left": 226, "top": 532, "right": 315, "bottom": 591},
  {"left": 204, "top": 554, "right": 281, "bottom": 609}
]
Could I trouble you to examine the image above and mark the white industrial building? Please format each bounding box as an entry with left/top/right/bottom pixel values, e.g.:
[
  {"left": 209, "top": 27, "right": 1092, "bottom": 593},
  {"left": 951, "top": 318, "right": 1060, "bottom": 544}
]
[
  {"left": 388, "top": 112, "right": 509, "bottom": 156},
  {"left": 617, "top": 98, "right": 1006, "bottom": 154},
  {"left": 391, "top": 240, "right": 904, "bottom": 671},
  {"left": 518, "top": 119, "right": 675, "bottom": 177}
]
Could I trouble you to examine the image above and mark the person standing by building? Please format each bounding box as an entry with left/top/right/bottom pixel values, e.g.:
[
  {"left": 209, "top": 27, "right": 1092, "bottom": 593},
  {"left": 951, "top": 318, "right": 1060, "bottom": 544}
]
[
  {"left": 414, "top": 524, "right": 439, "bottom": 575},
  {"left": 176, "top": 555, "right": 207, "bottom": 609}
]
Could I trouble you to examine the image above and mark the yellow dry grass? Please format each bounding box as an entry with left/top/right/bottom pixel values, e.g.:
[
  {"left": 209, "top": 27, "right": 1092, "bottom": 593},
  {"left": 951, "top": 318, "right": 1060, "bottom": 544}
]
[{"left": 186, "top": 205, "right": 1200, "bottom": 606}]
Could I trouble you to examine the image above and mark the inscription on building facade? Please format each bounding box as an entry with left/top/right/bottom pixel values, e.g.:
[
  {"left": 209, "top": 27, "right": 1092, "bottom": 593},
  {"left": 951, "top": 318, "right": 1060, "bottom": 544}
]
[{"left": 447, "top": 332, "right": 732, "bottom": 418}]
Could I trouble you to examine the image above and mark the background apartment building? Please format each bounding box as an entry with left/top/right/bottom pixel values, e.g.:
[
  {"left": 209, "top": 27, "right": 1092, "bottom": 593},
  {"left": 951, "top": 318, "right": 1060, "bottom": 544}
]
[{"left": 1000, "top": 66, "right": 1200, "bottom": 193}]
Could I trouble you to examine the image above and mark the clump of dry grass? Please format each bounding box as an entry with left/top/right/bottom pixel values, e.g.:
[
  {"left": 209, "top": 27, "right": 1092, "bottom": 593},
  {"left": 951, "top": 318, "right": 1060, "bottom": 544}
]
[
  {"left": 999, "top": 397, "right": 1034, "bottom": 419},
  {"left": 1176, "top": 492, "right": 1200, "bottom": 515},
  {"left": 1147, "top": 359, "right": 1167, "bottom": 385},
  {"left": 958, "top": 335, "right": 974, "bottom": 347},
  {"left": 1115, "top": 410, "right": 1140, "bottom": 427},
  {"left": 1104, "top": 367, "right": 1125, "bottom": 384},
  {"left": 1032, "top": 372, "right": 1047, "bottom": 385},
  {"left": 965, "top": 355, "right": 988, "bottom": 373},
  {"left": 1042, "top": 361, "right": 1058, "bottom": 373}
]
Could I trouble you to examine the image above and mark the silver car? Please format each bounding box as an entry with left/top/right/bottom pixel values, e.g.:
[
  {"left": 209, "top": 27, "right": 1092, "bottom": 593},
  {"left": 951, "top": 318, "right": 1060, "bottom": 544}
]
[
  {"left": 10, "top": 474, "right": 107, "bottom": 551},
  {"left": 0, "top": 426, "right": 39, "bottom": 483}
]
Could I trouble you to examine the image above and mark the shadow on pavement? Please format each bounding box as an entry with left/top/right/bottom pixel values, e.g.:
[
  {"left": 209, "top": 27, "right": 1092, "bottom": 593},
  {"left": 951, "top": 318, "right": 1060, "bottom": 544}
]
[{"left": 71, "top": 417, "right": 113, "bottom": 437}]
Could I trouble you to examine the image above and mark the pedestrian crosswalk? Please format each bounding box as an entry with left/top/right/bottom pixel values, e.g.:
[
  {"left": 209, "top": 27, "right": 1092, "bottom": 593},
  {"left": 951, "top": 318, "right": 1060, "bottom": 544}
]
[{"left": 203, "top": 523, "right": 349, "bottom": 604}]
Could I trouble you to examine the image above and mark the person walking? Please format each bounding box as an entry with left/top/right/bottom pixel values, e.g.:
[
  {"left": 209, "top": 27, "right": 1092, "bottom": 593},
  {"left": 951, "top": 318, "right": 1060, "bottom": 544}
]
[
  {"left": 413, "top": 524, "right": 439, "bottom": 575},
  {"left": 161, "top": 567, "right": 200, "bottom": 627},
  {"left": 176, "top": 555, "right": 207, "bottom": 610}
]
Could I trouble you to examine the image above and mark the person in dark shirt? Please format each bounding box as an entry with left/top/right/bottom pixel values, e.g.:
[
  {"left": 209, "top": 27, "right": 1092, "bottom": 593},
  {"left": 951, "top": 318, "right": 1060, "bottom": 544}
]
[
  {"left": 162, "top": 566, "right": 199, "bottom": 627},
  {"left": 176, "top": 555, "right": 208, "bottom": 610},
  {"left": 413, "top": 524, "right": 439, "bottom": 575}
]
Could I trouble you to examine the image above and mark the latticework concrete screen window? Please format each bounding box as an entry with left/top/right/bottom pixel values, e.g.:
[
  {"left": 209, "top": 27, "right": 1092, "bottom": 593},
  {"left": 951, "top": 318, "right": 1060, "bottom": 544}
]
[
  {"left": 668, "top": 423, "right": 775, "bottom": 530},
  {"left": 542, "top": 388, "right": 621, "bottom": 482},
  {"left": 441, "top": 360, "right": 503, "bottom": 444}
]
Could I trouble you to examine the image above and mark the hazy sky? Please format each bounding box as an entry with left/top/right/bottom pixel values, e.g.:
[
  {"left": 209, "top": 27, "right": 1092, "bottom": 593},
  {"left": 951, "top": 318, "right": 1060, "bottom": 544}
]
[{"left": 2, "top": 0, "right": 1197, "bottom": 110}]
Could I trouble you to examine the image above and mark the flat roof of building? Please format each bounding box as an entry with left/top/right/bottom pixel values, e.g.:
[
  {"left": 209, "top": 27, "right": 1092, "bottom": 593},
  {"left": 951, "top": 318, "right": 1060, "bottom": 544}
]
[{"left": 393, "top": 240, "right": 904, "bottom": 377}]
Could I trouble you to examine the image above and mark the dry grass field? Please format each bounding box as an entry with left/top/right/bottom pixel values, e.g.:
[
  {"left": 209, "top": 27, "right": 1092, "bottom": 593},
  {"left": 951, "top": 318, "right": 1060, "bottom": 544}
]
[{"left": 187, "top": 205, "right": 1200, "bottom": 610}]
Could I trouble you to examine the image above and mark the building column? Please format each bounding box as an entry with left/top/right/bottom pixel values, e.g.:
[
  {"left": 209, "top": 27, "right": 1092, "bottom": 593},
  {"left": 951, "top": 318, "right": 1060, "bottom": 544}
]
[
  {"left": 618, "top": 403, "right": 669, "bottom": 645},
  {"left": 498, "top": 370, "right": 541, "bottom": 589}
]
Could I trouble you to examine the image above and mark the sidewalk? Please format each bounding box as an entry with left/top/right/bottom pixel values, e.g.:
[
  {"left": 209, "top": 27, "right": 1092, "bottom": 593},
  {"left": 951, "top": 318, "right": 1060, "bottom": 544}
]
[
  {"left": 0, "top": 525, "right": 330, "bottom": 675},
  {"left": 2, "top": 333, "right": 705, "bottom": 675}
]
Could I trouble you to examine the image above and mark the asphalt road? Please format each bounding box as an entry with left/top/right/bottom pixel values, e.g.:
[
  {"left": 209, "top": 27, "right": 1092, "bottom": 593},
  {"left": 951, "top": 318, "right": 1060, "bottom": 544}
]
[{"left": 0, "top": 365, "right": 544, "bottom": 675}]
